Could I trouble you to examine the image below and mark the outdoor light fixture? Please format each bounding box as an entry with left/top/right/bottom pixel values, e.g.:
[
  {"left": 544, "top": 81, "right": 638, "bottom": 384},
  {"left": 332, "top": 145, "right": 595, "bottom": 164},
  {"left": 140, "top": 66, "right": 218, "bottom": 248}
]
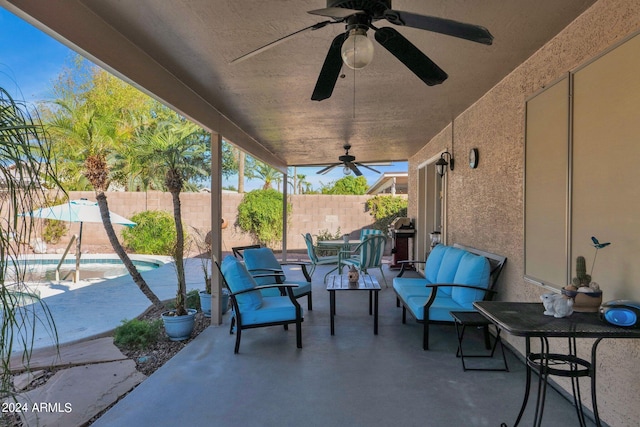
[
  {"left": 341, "top": 27, "right": 374, "bottom": 70},
  {"left": 436, "top": 151, "right": 455, "bottom": 177},
  {"left": 343, "top": 165, "right": 352, "bottom": 175}
]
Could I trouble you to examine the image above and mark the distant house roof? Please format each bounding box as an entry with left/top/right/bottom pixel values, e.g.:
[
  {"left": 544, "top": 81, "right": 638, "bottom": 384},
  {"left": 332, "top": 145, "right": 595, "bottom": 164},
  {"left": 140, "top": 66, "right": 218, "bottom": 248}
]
[{"left": 366, "top": 172, "right": 408, "bottom": 195}]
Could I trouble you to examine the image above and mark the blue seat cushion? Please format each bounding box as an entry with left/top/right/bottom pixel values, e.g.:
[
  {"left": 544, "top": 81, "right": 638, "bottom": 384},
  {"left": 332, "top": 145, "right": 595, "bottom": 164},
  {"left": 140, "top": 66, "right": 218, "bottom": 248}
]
[
  {"left": 239, "top": 296, "right": 302, "bottom": 326},
  {"left": 405, "top": 295, "right": 466, "bottom": 322},
  {"left": 434, "top": 246, "right": 466, "bottom": 296},
  {"left": 451, "top": 252, "right": 491, "bottom": 306},
  {"left": 221, "top": 256, "right": 263, "bottom": 310}
]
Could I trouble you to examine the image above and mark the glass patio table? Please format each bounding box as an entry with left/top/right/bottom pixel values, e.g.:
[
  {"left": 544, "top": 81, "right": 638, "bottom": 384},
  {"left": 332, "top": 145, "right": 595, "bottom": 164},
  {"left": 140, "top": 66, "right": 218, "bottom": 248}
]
[{"left": 474, "top": 301, "right": 640, "bottom": 427}]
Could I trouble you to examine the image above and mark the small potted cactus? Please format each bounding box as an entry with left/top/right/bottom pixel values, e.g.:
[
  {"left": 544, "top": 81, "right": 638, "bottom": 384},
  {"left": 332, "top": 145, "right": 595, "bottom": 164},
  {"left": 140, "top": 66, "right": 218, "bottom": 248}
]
[{"left": 562, "top": 237, "right": 609, "bottom": 312}]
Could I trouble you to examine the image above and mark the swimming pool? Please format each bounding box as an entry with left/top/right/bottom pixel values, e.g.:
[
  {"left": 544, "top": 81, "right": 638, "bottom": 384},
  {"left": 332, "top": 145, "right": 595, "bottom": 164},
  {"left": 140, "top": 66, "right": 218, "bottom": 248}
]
[
  {"left": 7, "top": 254, "right": 171, "bottom": 301},
  {"left": 23, "top": 256, "right": 164, "bottom": 281}
]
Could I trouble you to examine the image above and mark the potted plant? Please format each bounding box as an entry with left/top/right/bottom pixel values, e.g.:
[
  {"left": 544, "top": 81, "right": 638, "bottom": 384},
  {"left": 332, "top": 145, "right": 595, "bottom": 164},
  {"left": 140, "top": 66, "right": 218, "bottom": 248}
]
[
  {"left": 562, "top": 236, "right": 610, "bottom": 312},
  {"left": 191, "top": 228, "right": 228, "bottom": 317}
]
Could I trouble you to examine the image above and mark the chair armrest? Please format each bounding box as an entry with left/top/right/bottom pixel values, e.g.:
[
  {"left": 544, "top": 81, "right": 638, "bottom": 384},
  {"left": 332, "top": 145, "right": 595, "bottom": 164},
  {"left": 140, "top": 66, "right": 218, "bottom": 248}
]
[
  {"left": 279, "top": 261, "right": 312, "bottom": 282},
  {"left": 230, "top": 283, "right": 298, "bottom": 296}
]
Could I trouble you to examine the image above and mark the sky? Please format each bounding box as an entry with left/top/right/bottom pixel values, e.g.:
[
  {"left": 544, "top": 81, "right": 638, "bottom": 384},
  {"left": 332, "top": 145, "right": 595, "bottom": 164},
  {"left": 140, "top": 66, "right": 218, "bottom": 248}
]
[{"left": 0, "top": 7, "right": 407, "bottom": 192}]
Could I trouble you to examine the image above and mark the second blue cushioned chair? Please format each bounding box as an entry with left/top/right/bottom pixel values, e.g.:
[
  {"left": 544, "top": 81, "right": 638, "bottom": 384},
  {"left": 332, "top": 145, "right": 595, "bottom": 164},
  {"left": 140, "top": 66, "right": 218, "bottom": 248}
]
[
  {"left": 243, "top": 247, "right": 314, "bottom": 310},
  {"left": 216, "top": 256, "right": 303, "bottom": 353},
  {"left": 303, "top": 233, "right": 339, "bottom": 282}
]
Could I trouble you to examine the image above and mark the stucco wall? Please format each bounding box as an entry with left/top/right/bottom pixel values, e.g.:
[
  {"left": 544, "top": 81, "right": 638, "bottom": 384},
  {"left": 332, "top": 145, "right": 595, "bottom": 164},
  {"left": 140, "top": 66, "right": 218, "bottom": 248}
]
[
  {"left": 407, "top": 1, "right": 640, "bottom": 425},
  {"left": 56, "top": 191, "right": 401, "bottom": 254}
]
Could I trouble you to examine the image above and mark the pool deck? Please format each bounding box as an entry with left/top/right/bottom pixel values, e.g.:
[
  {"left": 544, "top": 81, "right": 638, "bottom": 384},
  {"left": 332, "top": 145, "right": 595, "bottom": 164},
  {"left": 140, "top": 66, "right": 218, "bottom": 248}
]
[{"left": 13, "top": 257, "right": 204, "bottom": 351}]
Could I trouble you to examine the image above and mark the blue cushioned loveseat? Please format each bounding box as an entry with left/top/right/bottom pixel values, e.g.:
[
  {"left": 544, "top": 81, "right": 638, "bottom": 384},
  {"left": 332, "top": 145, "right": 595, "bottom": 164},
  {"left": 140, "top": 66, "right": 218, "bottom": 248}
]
[{"left": 393, "top": 243, "right": 506, "bottom": 350}]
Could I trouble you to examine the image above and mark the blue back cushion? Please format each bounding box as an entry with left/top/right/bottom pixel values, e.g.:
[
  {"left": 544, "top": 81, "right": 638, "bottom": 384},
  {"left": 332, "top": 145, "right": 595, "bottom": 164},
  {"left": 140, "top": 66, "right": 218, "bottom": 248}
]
[
  {"left": 425, "top": 244, "right": 447, "bottom": 283},
  {"left": 244, "top": 247, "right": 284, "bottom": 286},
  {"left": 451, "top": 252, "right": 491, "bottom": 307},
  {"left": 221, "top": 256, "right": 263, "bottom": 310},
  {"left": 436, "top": 246, "right": 466, "bottom": 283}
]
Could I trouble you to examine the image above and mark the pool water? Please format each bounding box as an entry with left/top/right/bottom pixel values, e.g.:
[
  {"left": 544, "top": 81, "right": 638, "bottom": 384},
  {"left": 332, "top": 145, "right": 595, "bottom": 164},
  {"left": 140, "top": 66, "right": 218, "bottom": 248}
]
[{"left": 21, "top": 258, "right": 162, "bottom": 282}]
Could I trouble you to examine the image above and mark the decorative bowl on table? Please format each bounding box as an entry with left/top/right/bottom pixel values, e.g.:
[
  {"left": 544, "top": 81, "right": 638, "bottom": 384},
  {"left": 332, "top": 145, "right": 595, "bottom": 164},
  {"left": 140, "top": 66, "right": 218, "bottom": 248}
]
[{"left": 562, "top": 288, "right": 603, "bottom": 313}]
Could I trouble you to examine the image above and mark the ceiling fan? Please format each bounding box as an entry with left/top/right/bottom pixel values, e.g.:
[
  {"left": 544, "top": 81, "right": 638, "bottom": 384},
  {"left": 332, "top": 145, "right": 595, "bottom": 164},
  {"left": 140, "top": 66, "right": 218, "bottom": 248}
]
[
  {"left": 231, "top": 0, "right": 493, "bottom": 101},
  {"left": 317, "top": 144, "right": 381, "bottom": 177}
]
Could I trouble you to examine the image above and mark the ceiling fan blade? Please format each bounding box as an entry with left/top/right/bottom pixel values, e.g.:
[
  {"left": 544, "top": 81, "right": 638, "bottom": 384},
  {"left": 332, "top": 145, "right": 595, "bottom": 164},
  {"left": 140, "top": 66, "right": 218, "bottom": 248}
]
[
  {"left": 355, "top": 162, "right": 381, "bottom": 174},
  {"left": 347, "top": 162, "right": 363, "bottom": 176},
  {"left": 311, "top": 33, "right": 347, "bottom": 101},
  {"left": 230, "top": 20, "right": 334, "bottom": 64},
  {"left": 308, "top": 7, "right": 362, "bottom": 19},
  {"left": 374, "top": 26, "right": 448, "bottom": 86},
  {"left": 317, "top": 164, "right": 338, "bottom": 175},
  {"left": 383, "top": 9, "right": 493, "bottom": 45}
]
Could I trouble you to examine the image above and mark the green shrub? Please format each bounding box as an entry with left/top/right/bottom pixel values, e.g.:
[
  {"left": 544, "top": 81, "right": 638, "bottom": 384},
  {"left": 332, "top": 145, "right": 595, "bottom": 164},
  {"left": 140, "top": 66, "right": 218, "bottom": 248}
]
[
  {"left": 42, "top": 219, "right": 67, "bottom": 244},
  {"left": 114, "top": 318, "right": 162, "bottom": 349},
  {"left": 366, "top": 195, "right": 408, "bottom": 232},
  {"left": 121, "top": 210, "right": 177, "bottom": 255},
  {"left": 237, "top": 189, "right": 291, "bottom": 247}
]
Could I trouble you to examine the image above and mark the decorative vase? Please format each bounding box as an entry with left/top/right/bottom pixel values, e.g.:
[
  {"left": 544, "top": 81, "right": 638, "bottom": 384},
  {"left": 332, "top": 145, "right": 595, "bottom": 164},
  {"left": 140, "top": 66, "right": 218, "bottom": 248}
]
[
  {"left": 347, "top": 265, "right": 359, "bottom": 284},
  {"left": 162, "top": 308, "right": 197, "bottom": 341}
]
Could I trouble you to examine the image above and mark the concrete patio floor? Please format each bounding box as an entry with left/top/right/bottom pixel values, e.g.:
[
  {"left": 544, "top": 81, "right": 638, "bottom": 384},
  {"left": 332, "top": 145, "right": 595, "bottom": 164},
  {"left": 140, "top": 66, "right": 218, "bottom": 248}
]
[{"left": 89, "top": 260, "right": 598, "bottom": 427}]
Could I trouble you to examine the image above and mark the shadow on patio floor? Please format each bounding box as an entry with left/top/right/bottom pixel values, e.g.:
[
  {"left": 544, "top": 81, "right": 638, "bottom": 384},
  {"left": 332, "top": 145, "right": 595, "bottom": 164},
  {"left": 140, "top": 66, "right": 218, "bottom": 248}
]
[{"left": 92, "top": 261, "right": 596, "bottom": 427}]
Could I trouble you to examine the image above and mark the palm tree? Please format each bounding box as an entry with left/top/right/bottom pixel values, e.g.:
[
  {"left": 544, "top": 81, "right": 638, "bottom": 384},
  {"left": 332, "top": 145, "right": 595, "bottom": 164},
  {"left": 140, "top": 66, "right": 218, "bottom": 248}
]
[
  {"left": 46, "top": 93, "right": 164, "bottom": 310},
  {"left": 136, "top": 120, "right": 209, "bottom": 315},
  {"left": 248, "top": 162, "right": 281, "bottom": 190},
  {"left": 0, "top": 88, "right": 60, "bottom": 395}
]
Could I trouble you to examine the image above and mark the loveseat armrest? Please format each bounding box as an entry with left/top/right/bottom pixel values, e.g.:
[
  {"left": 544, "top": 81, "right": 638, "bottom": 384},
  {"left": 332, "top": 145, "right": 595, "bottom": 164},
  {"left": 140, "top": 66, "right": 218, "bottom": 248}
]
[
  {"left": 422, "top": 283, "right": 497, "bottom": 309},
  {"left": 397, "top": 260, "right": 425, "bottom": 277}
]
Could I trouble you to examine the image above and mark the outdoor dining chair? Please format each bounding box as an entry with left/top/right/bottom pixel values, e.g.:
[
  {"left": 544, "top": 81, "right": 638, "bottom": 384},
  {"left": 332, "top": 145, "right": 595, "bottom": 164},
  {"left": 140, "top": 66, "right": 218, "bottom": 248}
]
[
  {"left": 243, "top": 247, "right": 314, "bottom": 310},
  {"left": 216, "top": 256, "right": 303, "bottom": 353},
  {"left": 339, "top": 234, "right": 388, "bottom": 287},
  {"left": 359, "top": 228, "right": 384, "bottom": 240},
  {"left": 303, "top": 233, "right": 339, "bottom": 281}
]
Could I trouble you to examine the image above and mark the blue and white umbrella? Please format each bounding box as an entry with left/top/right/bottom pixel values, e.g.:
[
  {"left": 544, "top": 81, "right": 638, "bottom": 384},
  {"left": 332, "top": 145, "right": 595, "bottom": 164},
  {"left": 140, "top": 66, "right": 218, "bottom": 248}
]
[{"left": 21, "top": 199, "right": 136, "bottom": 281}]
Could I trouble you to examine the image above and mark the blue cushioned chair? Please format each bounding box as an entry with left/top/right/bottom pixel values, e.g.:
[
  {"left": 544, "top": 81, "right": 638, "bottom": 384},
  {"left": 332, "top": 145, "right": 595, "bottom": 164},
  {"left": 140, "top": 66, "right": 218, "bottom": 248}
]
[
  {"left": 303, "top": 233, "right": 339, "bottom": 281},
  {"left": 216, "top": 256, "right": 303, "bottom": 353},
  {"left": 339, "top": 234, "right": 387, "bottom": 287},
  {"left": 243, "top": 247, "right": 314, "bottom": 310}
]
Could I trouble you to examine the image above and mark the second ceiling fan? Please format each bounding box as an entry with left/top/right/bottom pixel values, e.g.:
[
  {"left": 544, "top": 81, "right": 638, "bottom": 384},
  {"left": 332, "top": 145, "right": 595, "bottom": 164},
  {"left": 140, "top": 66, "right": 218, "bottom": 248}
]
[
  {"left": 231, "top": 0, "right": 493, "bottom": 101},
  {"left": 317, "top": 144, "right": 380, "bottom": 177}
]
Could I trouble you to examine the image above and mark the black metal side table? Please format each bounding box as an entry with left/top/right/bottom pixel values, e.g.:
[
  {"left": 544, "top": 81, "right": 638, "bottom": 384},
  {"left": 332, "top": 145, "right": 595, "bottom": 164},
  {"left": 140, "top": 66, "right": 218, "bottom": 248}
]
[{"left": 450, "top": 310, "right": 509, "bottom": 372}]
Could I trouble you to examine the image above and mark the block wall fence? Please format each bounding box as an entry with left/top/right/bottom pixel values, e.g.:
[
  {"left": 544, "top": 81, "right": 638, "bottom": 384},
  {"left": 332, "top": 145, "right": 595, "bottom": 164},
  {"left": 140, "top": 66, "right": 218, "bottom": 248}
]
[{"left": 49, "top": 191, "right": 407, "bottom": 254}]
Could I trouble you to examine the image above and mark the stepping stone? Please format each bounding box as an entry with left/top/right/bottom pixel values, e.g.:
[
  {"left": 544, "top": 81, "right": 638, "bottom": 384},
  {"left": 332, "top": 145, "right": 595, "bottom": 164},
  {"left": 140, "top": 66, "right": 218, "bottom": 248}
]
[
  {"left": 16, "top": 360, "right": 146, "bottom": 427},
  {"left": 10, "top": 337, "right": 127, "bottom": 372}
]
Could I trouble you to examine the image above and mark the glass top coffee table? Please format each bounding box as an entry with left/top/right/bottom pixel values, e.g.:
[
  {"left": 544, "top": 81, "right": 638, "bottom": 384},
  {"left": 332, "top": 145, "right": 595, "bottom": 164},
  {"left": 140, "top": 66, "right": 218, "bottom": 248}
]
[{"left": 326, "top": 274, "right": 381, "bottom": 335}]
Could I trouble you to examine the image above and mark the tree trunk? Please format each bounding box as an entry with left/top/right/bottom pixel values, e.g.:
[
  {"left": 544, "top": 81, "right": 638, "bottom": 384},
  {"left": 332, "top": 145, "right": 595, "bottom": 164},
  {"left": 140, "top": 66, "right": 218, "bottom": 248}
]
[
  {"left": 95, "top": 192, "right": 164, "bottom": 310},
  {"left": 170, "top": 186, "right": 187, "bottom": 316}
]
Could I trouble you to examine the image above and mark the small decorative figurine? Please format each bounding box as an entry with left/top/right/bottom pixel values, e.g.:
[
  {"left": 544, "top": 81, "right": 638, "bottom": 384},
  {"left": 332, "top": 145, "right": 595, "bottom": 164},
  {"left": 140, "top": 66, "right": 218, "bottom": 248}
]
[
  {"left": 347, "top": 265, "right": 359, "bottom": 284},
  {"left": 540, "top": 293, "right": 574, "bottom": 318}
]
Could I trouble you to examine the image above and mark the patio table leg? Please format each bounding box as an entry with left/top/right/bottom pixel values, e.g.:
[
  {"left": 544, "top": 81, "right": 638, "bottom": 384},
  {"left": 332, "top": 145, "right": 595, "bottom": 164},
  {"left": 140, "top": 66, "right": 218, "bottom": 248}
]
[{"left": 330, "top": 290, "right": 335, "bottom": 335}]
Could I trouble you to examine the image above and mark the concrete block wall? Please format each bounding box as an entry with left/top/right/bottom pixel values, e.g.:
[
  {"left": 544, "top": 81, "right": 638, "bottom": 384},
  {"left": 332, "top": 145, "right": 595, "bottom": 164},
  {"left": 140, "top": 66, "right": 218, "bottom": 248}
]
[{"left": 53, "top": 191, "right": 406, "bottom": 253}]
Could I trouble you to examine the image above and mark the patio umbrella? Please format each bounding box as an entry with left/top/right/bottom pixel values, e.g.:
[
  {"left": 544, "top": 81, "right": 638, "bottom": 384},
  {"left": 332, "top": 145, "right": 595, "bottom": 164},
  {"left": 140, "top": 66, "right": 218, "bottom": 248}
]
[{"left": 21, "top": 199, "right": 136, "bottom": 281}]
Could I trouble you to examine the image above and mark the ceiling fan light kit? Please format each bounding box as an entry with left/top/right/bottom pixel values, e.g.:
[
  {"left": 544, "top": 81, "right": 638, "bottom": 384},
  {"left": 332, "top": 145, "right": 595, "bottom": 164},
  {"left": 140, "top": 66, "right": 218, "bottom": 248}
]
[
  {"left": 232, "top": 0, "right": 493, "bottom": 101},
  {"left": 317, "top": 144, "right": 381, "bottom": 177},
  {"left": 341, "top": 27, "right": 374, "bottom": 69}
]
